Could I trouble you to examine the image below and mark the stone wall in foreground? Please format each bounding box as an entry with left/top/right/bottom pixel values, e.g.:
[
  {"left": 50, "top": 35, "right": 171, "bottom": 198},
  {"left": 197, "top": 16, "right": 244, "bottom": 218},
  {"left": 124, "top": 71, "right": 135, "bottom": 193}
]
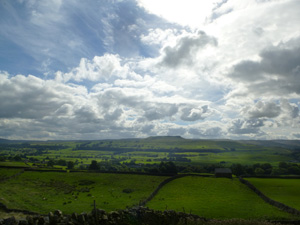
[{"left": 0, "top": 207, "right": 207, "bottom": 225}]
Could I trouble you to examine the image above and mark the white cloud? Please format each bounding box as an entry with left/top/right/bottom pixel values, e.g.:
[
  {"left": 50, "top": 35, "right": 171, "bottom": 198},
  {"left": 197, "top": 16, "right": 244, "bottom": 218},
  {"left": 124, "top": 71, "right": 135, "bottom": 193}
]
[
  {"left": 137, "top": 0, "right": 223, "bottom": 28},
  {"left": 140, "top": 28, "right": 181, "bottom": 47},
  {"left": 56, "top": 54, "right": 128, "bottom": 82}
]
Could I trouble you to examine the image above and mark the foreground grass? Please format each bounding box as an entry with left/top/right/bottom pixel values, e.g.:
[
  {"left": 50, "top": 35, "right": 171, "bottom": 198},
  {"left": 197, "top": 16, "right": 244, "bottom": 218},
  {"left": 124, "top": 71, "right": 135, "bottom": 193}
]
[
  {"left": 247, "top": 178, "right": 300, "bottom": 211},
  {"left": 147, "top": 176, "right": 298, "bottom": 220},
  {"left": 0, "top": 171, "right": 168, "bottom": 214}
]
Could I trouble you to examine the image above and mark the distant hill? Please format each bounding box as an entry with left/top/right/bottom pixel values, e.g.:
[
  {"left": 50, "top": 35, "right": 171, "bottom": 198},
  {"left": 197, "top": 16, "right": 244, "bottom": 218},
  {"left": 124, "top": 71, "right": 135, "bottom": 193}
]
[
  {"left": 240, "top": 140, "right": 300, "bottom": 150},
  {"left": 146, "top": 136, "right": 185, "bottom": 140},
  {"left": 0, "top": 138, "right": 10, "bottom": 143},
  {"left": 0, "top": 136, "right": 300, "bottom": 151}
]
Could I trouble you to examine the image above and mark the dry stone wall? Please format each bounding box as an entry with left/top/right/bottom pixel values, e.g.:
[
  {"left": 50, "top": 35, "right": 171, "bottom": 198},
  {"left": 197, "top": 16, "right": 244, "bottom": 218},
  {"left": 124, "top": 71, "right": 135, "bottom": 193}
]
[
  {"left": 0, "top": 207, "right": 208, "bottom": 225},
  {"left": 239, "top": 177, "right": 300, "bottom": 216}
]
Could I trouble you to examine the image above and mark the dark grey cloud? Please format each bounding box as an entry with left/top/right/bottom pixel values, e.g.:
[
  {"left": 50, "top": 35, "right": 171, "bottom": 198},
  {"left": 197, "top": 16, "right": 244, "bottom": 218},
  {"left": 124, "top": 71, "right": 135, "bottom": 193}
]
[
  {"left": 228, "top": 118, "right": 265, "bottom": 135},
  {"left": 167, "top": 127, "right": 187, "bottom": 136},
  {"left": 293, "top": 133, "right": 300, "bottom": 138},
  {"left": 160, "top": 31, "right": 217, "bottom": 68},
  {"left": 0, "top": 75, "right": 72, "bottom": 119},
  {"left": 245, "top": 101, "right": 281, "bottom": 119},
  {"left": 229, "top": 37, "right": 300, "bottom": 96},
  {"left": 143, "top": 104, "right": 178, "bottom": 121},
  {"left": 95, "top": 88, "right": 179, "bottom": 121},
  {"left": 189, "top": 127, "right": 223, "bottom": 139},
  {"left": 280, "top": 99, "right": 299, "bottom": 119},
  {"left": 180, "top": 105, "right": 210, "bottom": 121}
]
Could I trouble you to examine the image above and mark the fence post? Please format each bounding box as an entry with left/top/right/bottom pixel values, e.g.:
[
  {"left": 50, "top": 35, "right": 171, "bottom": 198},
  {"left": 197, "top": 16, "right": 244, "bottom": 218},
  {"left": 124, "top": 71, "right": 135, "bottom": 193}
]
[{"left": 94, "top": 200, "right": 99, "bottom": 225}]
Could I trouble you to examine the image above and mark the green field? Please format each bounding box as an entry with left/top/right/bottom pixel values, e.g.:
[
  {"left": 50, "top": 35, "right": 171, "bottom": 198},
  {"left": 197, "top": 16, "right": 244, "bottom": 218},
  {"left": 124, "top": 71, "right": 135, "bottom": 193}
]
[
  {"left": 0, "top": 137, "right": 299, "bottom": 169},
  {"left": 0, "top": 171, "right": 168, "bottom": 214},
  {"left": 0, "top": 168, "right": 23, "bottom": 180},
  {"left": 246, "top": 178, "right": 300, "bottom": 211},
  {"left": 0, "top": 137, "right": 300, "bottom": 220},
  {"left": 146, "top": 176, "right": 298, "bottom": 220}
]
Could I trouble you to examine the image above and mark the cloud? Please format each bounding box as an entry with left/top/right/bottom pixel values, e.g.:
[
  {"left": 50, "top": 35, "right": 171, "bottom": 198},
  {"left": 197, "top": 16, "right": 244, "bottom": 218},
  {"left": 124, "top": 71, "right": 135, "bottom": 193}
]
[
  {"left": 56, "top": 54, "right": 128, "bottom": 82},
  {"left": 0, "top": 0, "right": 169, "bottom": 75},
  {"left": 280, "top": 99, "right": 299, "bottom": 119},
  {"left": 0, "top": 72, "right": 84, "bottom": 119},
  {"left": 293, "top": 133, "right": 300, "bottom": 139},
  {"left": 159, "top": 31, "right": 217, "bottom": 68},
  {"left": 137, "top": 0, "right": 222, "bottom": 28},
  {"left": 1, "top": 0, "right": 300, "bottom": 140},
  {"left": 228, "top": 37, "right": 300, "bottom": 97},
  {"left": 180, "top": 105, "right": 211, "bottom": 121},
  {"left": 188, "top": 126, "right": 224, "bottom": 139},
  {"left": 243, "top": 101, "right": 281, "bottom": 119},
  {"left": 228, "top": 118, "right": 265, "bottom": 135}
]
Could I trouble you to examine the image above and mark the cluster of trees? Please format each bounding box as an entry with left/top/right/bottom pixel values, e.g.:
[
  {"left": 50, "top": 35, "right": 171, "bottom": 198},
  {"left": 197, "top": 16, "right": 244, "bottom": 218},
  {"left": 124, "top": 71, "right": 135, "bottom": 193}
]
[
  {"left": 46, "top": 159, "right": 75, "bottom": 169},
  {"left": 231, "top": 162, "right": 300, "bottom": 176},
  {"left": 0, "top": 155, "right": 23, "bottom": 162},
  {"left": 176, "top": 164, "right": 218, "bottom": 174},
  {"left": 88, "top": 160, "right": 178, "bottom": 174}
]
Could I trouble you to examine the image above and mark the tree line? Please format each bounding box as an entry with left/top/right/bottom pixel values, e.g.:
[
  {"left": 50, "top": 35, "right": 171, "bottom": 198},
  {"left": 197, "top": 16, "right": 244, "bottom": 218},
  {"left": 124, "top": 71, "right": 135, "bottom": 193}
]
[{"left": 231, "top": 162, "right": 300, "bottom": 176}]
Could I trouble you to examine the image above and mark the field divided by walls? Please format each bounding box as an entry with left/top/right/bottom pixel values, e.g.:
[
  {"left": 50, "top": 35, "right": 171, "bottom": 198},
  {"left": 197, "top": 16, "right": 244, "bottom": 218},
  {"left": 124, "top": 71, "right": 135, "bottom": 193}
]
[
  {"left": 146, "top": 176, "right": 300, "bottom": 220},
  {"left": 246, "top": 178, "right": 300, "bottom": 211},
  {"left": 0, "top": 170, "right": 168, "bottom": 214},
  {"left": 1, "top": 169, "right": 300, "bottom": 221}
]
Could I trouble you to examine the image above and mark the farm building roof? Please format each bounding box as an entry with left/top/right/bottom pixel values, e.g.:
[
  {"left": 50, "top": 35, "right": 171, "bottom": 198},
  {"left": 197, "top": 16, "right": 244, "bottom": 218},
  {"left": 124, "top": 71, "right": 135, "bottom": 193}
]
[{"left": 215, "top": 168, "right": 232, "bottom": 174}]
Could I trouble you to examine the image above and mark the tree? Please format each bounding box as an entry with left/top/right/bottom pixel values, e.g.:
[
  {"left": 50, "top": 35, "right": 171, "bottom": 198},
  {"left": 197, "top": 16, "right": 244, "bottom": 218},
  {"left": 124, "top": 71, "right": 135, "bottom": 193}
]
[
  {"left": 47, "top": 159, "right": 55, "bottom": 167},
  {"left": 67, "top": 161, "right": 74, "bottom": 170},
  {"left": 89, "top": 160, "right": 100, "bottom": 170},
  {"left": 279, "top": 162, "right": 288, "bottom": 169},
  {"left": 159, "top": 161, "right": 177, "bottom": 174},
  {"left": 231, "top": 164, "right": 245, "bottom": 176},
  {"left": 0, "top": 156, "right": 6, "bottom": 162},
  {"left": 288, "top": 166, "right": 300, "bottom": 175},
  {"left": 255, "top": 168, "right": 265, "bottom": 175},
  {"left": 271, "top": 167, "right": 287, "bottom": 175},
  {"left": 261, "top": 163, "right": 272, "bottom": 174},
  {"left": 13, "top": 155, "right": 22, "bottom": 162},
  {"left": 57, "top": 159, "right": 67, "bottom": 166}
]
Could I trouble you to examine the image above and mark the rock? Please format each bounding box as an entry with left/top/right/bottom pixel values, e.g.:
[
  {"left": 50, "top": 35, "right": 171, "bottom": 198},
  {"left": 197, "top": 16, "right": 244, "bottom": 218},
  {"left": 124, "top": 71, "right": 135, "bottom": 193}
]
[
  {"left": 19, "top": 220, "right": 30, "bottom": 225},
  {"left": 3, "top": 217, "right": 18, "bottom": 225},
  {"left": 77, "top": 214, "right": 85, "bottom": 224},
  {"left": 54, "top": 210, "right": 63, "bottom": 218},
  {"left": 71, "top": 213, "right": 77, "bottom": 221},
  {"left": 43, "top": 217, "right": 49, "bottom": 225},
  {"left": 100, "top": 214, "right": 108, "bottom": 222},
  {"left": 37, "top": 216, "right": 45, "bottom": 225},
  {"left": 26, "top": 216, "right": 34, "bottom": 225},
  {"left": 109, "top": 211, "right": 119, "bottom": 218}
]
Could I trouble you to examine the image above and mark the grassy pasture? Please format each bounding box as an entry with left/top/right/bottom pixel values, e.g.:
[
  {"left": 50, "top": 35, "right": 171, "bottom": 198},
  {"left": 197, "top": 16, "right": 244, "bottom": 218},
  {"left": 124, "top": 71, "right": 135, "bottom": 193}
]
[
  {"left": 146, "top": 176, "right": 298, "bottom": 220},
  {"left": 246, "top": 178, "right": 300, "bottom": 211},
  {"left": 184, "top": 150, "right": 292, "bottom": 166},
  {"left": 1, "top": 137, "right": 298, "bottom": 169},
  {"left": 0, "top": 161, "right": 29, "bottom": 167},
  {"left": 0, "top": 171, "right": 168, "bottom": 214},
  {"left": 0, "top": 168, "right": 23, "bottom": 180}
]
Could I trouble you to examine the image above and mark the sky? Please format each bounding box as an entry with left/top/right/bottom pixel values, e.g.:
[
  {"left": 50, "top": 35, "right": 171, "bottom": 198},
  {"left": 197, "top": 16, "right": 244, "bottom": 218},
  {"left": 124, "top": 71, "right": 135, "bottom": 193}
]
[{"left": 0, "top": 0, "right": 300, "bottom": 140}]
